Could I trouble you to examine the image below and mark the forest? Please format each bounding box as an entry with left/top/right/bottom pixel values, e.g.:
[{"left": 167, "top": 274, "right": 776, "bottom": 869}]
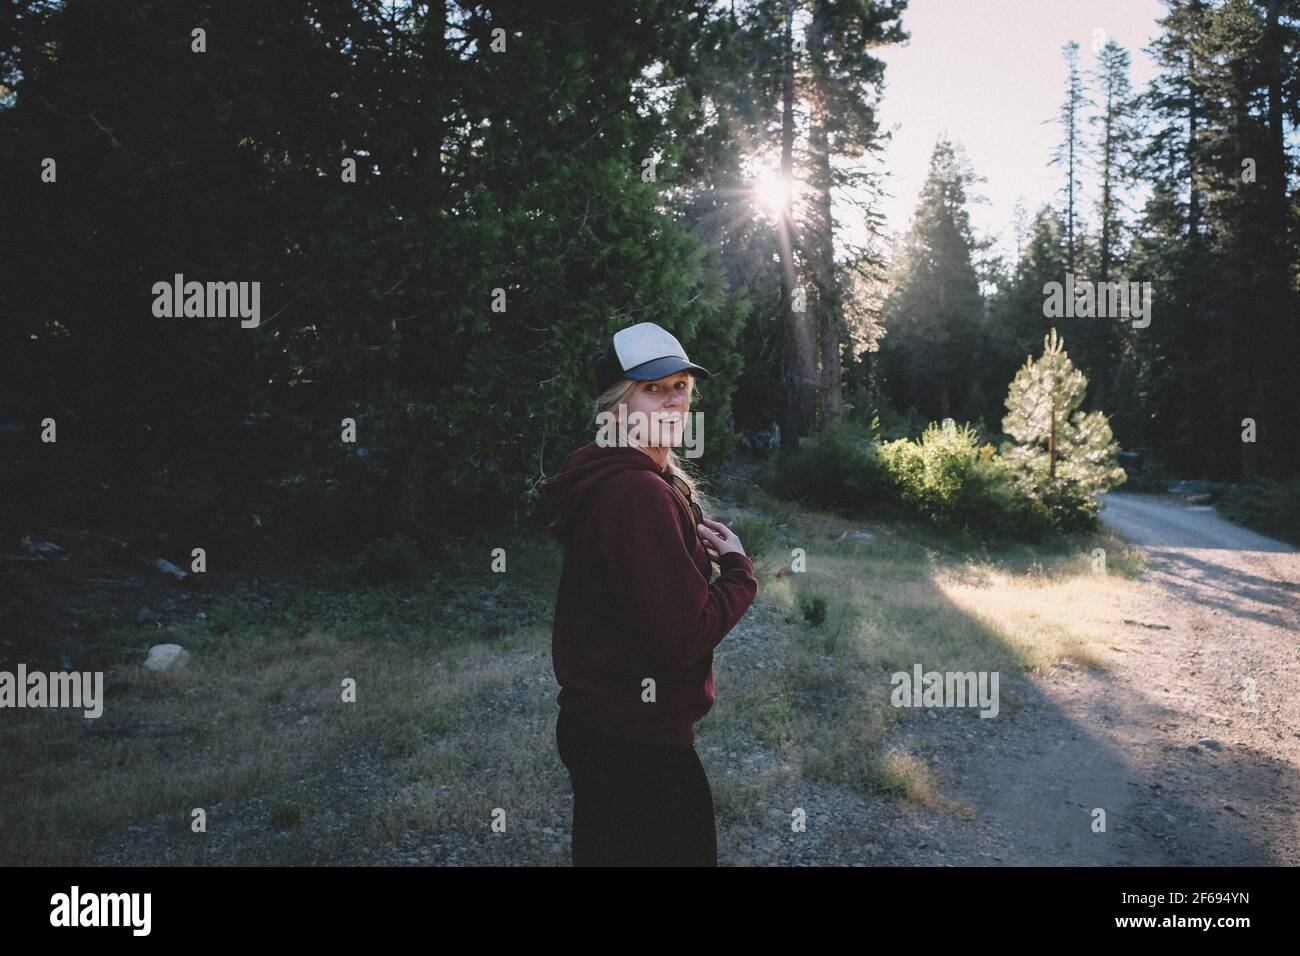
[{"left": 3, "top": 0, "right": 1296, "bottom": 550}]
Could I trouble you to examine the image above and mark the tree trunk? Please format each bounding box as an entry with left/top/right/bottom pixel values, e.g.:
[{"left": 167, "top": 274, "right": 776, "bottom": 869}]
[
  {"left": 1049, "top": 399, "right": 1058, "bottom": 481},
  {"left": 422, "top": 1, "right": 448, "bottom": 201},
  {"left": 777, "top": 0, "right": 816, "bottom": 450},
  {"left": 381, "top": 413, "right": 439, "bottom": 540},
  {"left": 805, "top": 6, "right": 843, "bottom": 431}
]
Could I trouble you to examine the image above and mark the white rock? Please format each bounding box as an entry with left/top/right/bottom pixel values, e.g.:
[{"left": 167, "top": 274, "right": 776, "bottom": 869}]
[
  {"left": 144, "top": 643, "right": 191, "bottom": 672},
  {"left": 152, "top": 558, "right": 188, "bottom": 579}
]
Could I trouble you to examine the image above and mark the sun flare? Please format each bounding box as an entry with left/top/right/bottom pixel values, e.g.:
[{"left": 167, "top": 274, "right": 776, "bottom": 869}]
[{"left": 752, "top": 167, "right": 790, "bottom": 221}]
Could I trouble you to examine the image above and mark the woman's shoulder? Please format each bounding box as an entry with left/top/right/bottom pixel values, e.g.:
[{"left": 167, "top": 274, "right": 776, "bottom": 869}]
[
  {"left": 590, "top": 469, "right": 682, "bottom": 519},
  {"left": 598, "top": 468, "right": 672, "bottom": 496}
]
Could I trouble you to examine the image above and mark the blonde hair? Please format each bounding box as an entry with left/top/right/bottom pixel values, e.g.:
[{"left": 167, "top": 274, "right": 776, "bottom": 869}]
[{"left": 592, "top": 373, "right": 717, "bottom": 520}]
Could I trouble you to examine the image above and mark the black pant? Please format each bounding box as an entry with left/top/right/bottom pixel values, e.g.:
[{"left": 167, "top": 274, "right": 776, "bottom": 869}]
[{"left": 555, "top": 708, "right": 717, "bottom": 866}]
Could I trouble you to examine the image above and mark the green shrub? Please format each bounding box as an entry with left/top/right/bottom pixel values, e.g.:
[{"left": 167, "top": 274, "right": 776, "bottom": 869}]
[
  {"left": 728, "top": 515, "right": 775, "bottom": 564},
  {"left": 1217, "top": 478, "right": 1300, "bottom": 546},
  {"left": 964, "top": 453, "right": 1057, "bottom": 537},
  {"left": 774, "top": 422, "right": 892, "bottom": 511},
  {"left": 1117, "top": 453, "right": 1175, "bottom": 494},
  {"left": 343, "top": 534, "right": 424, "bottom": 583},
  {"left": 771, "top": 418, "right": 1092, "bottom": 542},
  {"left": 1030, "top": 480, "right": 1100, "bottom": 534},
  {"left": 798, "top": 592, "right": 828, "bottom": 627},
  {"left": 860, "top": 401, "right": 930, "bottom": 440},
  {"left": 878, "top": 421, "right": 980, "bottom": 519}
]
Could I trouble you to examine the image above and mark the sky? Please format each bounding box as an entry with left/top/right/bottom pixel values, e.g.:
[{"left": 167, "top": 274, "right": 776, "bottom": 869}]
[{"left": 863, "top": 0, "right": 1169, "bottom": 260}]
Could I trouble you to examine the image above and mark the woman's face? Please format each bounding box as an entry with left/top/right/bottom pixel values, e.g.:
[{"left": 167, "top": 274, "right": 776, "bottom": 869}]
[{"left": 618, "top": 371, "right": 692, "bottom": 447}]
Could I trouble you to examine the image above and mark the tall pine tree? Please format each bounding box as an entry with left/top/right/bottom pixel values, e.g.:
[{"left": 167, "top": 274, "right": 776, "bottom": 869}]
[{"left": 879, "top": 137, "right": 985, "bottom": 422}]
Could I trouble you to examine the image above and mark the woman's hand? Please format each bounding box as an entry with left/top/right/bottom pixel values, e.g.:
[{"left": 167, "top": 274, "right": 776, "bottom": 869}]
[{"left": 697, "top": 516, "right": 747, "bottom": 559}]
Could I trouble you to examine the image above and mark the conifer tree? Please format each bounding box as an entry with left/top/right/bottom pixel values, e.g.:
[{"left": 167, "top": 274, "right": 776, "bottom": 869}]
[
  {"left": 1048, "top": 41, "right": 1090, "bottom": 272},
  {"left": 879, "top": 137, "right": 985, "bottom": 422},
  {"left": 1002, "top": 329, "right": 1126, "bottom": 497},
  {"left": 1083, "top": 38, "right": 1141, "bottom": 410}
]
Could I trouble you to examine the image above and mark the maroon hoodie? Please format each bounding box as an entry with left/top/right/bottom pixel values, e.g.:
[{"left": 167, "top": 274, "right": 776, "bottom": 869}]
[{"left": 537, "top": 442, "right": 758, "bottom": 747}]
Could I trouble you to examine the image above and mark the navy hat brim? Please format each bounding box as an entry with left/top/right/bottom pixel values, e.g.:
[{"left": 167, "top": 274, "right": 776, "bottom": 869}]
[{"left": 621, "top": 356, "right": 712, "bottom": 382}]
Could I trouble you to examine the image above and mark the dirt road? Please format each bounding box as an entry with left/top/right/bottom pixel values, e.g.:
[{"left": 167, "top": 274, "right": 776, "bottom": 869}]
[
  {"left": 1097, "top": 492, "right": 1295, "bottom": 554},
  {"left": 883, "top": 493, "right": 1300, "bottom": 865}
]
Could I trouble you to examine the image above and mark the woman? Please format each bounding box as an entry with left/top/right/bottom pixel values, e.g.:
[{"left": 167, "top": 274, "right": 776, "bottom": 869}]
[{"left": 537, "top": 322, "right": 758, "bottom": 866}]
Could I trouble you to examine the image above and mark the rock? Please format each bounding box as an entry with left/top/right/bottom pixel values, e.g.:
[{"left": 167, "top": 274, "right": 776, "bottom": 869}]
[
  {"left": 1196, "top": 737, "right": 1222, "bottom": 751},
  {"left": 151, "top": 558, "right": 188, "bottom": 579},
  {"left": 144, "top": 643, "right": 191, "bottom": 673},
  {"left": 1124, "top": 618, "right": 1171, "bottom": 630},
  {"left": 22, "top": 536, "right": 65, "bottom": 555}
]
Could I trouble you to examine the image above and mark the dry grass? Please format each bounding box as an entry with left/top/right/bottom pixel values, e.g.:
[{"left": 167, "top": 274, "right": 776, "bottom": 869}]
[
  {"left": 2, "top": 492, "right": 1151, "bottom": 864},
  {"left": 701, "top": 499, "right": 1149, "bottom": 811}
]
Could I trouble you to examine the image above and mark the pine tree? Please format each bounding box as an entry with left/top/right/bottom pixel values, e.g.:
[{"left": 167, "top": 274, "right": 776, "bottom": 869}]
[
  {"left": 1133, "top": 0, "right": 1300, "bottom": 478},
  {"left": 1135, "top": 0, "right": 1218, "bottom": 476},
  {"left": 1048, "top": 41, "right": 1090, "bottom": 273},
  {"left": 801, "top": 0, "right": 907, "bottom": 430},
  {"left": 718, "top": 0, "right": 906, "bottom": 445},
  {"left": 981, "top": 206, "right": 1068, "bottom": 418},
  {"left": 1002, "top": 329, "right": 1126, "bottom": 498},
  {"left": 1085, "top": 39, "right": 1141, "bottom": 410},
  {"left": 879, "top": 137, "right": 985, "bottom": 421},
  {"left": 1089, "top": 40, "right": 1140, "bottom": 287}
]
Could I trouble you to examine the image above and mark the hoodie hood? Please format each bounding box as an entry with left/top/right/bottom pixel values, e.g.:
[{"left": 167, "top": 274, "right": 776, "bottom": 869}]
[{"left": 537, "top": 442, "right": 667, "bottom": 543}]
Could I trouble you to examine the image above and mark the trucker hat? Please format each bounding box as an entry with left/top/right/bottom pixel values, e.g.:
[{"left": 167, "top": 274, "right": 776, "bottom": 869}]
[{"left": 594, "top": 322, "right": 712, "bottom": 393}]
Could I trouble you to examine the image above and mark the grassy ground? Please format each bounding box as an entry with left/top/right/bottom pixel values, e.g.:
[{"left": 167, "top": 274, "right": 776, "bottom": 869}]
[
  {"left": 709, "top": 464, "right": 1148, "bottom": 817},
  {"left": 1215, "top": 477, "right": 1300, "bottom": 547},
  {"left": 2, "top": 462, "right": 1149, "bottom": 865}
]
